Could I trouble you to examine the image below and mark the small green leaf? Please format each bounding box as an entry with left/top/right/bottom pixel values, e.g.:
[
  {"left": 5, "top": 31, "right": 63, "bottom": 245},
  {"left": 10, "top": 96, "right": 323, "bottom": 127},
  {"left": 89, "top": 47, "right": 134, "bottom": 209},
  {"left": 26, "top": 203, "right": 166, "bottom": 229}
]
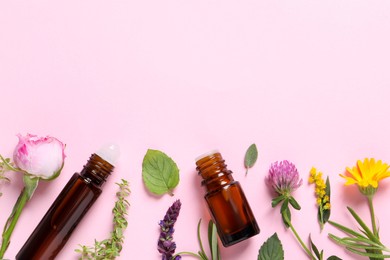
[
  {"left": 288, "top": 197, "right": 301, "bottom": 210},
  {"left": 258, "top": 233, "right": 284, "bottom": 260},
  {"left": 347, "top": 207, "right": 378, "bottom": 243},
  {"left": 328, "top": 220, "right": 366, "bottom": 239},
  {"left": 346, "top": 247, "right": 390, "bottom": 258},
  {"left": 309, "top": 235, "right": 321, "bottom": 260},
  {"left": 244, "top": 144, "right": 258, "bottom": 175},
  {"left": 142, "top": 149, "right": 180, "bottom": 196},
  {"left": 23, "top": 175, "right": 39, "bottom": 200},
  {"left": 272, "top": 195, "right": 285, "bottom": 208},
  {"left": 323, "top": 176, "right": 331, "bottom": 224},
  {"left": 327, "top": 256, "right": 342, "bottom": 260},
  {"left": 208, "top": 220, "right": 219, "bottom": 260},
  {"left": 280, "top": 201, "right": 291, "bottom": 228}
]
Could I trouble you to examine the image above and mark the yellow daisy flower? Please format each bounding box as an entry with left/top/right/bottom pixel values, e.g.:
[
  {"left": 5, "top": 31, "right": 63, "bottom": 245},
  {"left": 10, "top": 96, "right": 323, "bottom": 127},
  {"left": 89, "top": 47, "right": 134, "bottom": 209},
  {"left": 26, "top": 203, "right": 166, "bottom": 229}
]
[{"left": 340, "top": 158, "right": 390, "bottom": 196}]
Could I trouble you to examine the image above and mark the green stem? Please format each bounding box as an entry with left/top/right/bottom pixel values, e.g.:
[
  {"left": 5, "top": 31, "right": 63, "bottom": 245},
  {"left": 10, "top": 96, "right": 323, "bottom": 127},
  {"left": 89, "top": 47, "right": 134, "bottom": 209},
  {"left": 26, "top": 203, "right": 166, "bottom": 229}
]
[
  {"left": 174, "top": 251, "right": 204, "bottom": 259},
  {"left": 282, "top": 210, "right": 315, "bottom": 259},
  {"left": 367, "top": 195, "right": 378, "bottom": 238},
  {"left": 289, "top": 223, "right": 316, "bottom": 260},
  {"left": 0, "top": 187, "right": 30, "bottom": 258}
]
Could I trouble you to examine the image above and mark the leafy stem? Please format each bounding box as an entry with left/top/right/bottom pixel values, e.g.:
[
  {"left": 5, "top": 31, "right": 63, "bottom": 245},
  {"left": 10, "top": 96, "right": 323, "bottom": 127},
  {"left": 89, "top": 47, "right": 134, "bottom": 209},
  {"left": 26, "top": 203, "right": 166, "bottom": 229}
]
[
  {"left": 328, "top": 206, "right": 389, "bottom": 259},
  {"left": 176, "top": 219, "right": 220, "bottom": 260},
  {"left": 282, "top": 210, "right": 316, "bottom": 260},
  {"left": 0, "top": 176, "right": 39, "bottom": 258},
  {"left": 76, "top": 179, "right": 130, "bottom": 259}
]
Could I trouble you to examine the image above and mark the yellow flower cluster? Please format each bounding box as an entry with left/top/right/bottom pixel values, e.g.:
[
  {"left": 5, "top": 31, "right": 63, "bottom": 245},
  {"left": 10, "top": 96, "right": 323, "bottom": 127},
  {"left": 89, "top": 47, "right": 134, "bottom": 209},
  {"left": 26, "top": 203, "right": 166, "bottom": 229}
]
[{"left": 309, "top": 167, "right": 330, "bottom": 210}]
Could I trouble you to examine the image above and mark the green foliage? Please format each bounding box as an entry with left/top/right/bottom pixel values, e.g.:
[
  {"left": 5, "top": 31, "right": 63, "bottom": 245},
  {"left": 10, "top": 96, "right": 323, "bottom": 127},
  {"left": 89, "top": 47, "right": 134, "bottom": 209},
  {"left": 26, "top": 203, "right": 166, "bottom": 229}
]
[
  {"left": 175, "top": 219, "right": 220, "bottom": 260},
  {"left": 258, "top": 233, "right": 284, "bottom": 260},
  {"left": 329, "top": 206, "right": 390, "bottom": 260},
  {"left": 318, "top": 177, "right": 331, "bottom": 230},
  {"left": 244, "top": 144, "right": 258, "bottom": 175},
  {"left": 142, "top": 149, "right": 180, "bottom": 196},
  {"left": 0, "top": 156, "right": 13, "bottom": 196},
  {"left": 76, "top": 179, "right": 130, "bottom": 260}
]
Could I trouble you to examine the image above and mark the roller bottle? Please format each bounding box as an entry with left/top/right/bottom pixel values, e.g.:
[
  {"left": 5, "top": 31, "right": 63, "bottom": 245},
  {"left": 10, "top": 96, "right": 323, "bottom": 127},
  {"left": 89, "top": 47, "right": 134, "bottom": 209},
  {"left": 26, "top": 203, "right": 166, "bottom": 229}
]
[
  {"left": 196, "top": 151, "right": 259, "bottom": 247},
  {"left": 16, "top": 145, "right": 119, "bottom": 260}
]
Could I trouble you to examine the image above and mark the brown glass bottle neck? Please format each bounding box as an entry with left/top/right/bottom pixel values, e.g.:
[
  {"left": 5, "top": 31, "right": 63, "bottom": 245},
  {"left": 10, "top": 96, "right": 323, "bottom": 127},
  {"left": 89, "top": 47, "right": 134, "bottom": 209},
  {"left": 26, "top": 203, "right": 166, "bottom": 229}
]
[
  {"left": 196, "top": 152, "right": 234, "bottom": 191},
  {"left": 80, "top": 154, "right": 114, "bottom": 187}
]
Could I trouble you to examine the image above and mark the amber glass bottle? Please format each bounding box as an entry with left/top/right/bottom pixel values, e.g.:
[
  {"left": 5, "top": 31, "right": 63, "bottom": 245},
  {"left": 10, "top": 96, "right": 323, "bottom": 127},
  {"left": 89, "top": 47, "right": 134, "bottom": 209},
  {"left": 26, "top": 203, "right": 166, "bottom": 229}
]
[
  {"left": 16, "top": 153, "right": 114, "bottom": 260},
  {"left": 196, "top": 151, "right": 260, "bottom": 247}
]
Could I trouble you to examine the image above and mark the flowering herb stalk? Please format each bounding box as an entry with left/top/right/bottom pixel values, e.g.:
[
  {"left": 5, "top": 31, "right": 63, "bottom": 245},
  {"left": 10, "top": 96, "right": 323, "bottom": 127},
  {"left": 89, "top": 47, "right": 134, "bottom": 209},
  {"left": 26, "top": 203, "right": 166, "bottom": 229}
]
[
  {"left": 329, "top": 158, "right": 390, "bottom": 259},
  {"left": 266, "top": 161, "right": 312, "bottom": 257},
  {"left": 309, "top": 167, "right": 331, "bottom": 231},
  {"left": 267, "top": 161, "right": 340, "bottom": 260},
  {"left": 76, "top": 179, "right": 130, "bottom": 260},
  {"left": 0, "top": 134, "right": 65, "bottom": 259},
  {"left": 158, "top": 200, "right": 182, "bottom": 260}
]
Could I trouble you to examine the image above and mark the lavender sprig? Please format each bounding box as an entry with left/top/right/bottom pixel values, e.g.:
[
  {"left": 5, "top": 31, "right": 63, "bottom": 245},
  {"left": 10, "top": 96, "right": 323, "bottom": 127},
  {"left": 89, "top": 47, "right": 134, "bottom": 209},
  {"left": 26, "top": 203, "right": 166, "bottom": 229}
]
[{"left": 158, "top": 200, "right": 182, "bottom": 260}]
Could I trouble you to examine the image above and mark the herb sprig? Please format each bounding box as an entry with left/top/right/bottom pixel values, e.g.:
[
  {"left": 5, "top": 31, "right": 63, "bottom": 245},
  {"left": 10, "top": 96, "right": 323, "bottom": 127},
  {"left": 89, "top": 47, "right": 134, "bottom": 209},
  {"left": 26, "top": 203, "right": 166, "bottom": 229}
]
[
  {"left": 0, "top": 156, "right": 14, "bottom": 196},
  {"left": 76, "top": 179, "right": 130, "bottom": 260},
  {"left": 174, "top": 219, "right": 221, "bottom": 260}
]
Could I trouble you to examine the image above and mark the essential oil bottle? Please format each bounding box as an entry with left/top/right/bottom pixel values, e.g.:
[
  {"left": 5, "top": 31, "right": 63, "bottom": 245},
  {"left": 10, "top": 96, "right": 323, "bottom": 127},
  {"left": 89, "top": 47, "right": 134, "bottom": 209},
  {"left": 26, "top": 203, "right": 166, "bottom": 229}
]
[
  {"left": 16, "top": 145, "right": 119, "bottom": 260},
  {"left": 196, "top": 151, "right": 260, "bottom": 247}
]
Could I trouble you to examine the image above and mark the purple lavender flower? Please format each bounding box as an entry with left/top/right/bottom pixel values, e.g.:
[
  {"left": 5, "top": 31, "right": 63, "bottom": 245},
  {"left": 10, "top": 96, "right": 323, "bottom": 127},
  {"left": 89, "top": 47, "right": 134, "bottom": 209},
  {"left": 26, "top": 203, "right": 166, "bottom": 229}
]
[
  {"left": 267, "top": 160, "right": 303, "bottom": 196},
  {"left": 158, "top": 200, "right": 182, "bottom": 260}
]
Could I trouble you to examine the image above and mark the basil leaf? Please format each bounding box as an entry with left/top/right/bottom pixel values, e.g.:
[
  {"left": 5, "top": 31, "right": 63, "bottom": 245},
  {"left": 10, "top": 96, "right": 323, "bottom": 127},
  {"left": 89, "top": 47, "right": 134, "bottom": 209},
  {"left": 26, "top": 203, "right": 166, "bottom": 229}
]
[
  {"left": 142, "top": 149, "right": 179, "bottom": 196},
  {"left": 258, "top": 233, "right": 284, "bottom": 260},
  {"left": 244, "top": 144, "right": 258, "bottom": 175}
]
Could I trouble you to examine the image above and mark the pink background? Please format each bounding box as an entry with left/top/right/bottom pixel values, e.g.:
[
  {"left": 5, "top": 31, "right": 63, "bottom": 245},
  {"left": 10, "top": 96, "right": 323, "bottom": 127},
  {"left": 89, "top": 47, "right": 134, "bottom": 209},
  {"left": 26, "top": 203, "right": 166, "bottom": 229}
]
[{"left": 1, "top": 1, "right": 390, "bottom": 259}]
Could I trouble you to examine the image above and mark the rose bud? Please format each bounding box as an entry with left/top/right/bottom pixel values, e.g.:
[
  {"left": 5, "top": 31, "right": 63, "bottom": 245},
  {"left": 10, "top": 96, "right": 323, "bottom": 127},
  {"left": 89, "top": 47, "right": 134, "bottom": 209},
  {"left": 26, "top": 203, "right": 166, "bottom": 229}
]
[{"left": 13, "top": 133, "right": 66, "bottom": 180}]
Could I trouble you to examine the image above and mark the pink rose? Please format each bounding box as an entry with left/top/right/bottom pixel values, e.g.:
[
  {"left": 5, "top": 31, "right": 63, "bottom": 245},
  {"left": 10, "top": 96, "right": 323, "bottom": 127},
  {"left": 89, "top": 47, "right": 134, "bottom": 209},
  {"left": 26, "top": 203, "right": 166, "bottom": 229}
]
[{"left": 13, "top": 134, "right": 66, "bottom": 180}]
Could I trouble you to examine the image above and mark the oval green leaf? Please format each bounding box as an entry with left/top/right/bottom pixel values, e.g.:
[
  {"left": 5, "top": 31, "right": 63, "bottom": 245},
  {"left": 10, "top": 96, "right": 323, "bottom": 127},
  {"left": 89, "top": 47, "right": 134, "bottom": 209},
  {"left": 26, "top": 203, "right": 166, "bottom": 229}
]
[
  {"left": 245, "top": 143, "right": 258, "bottom": 175},
  {"left": 142, "top": 149, "right": 179, "bottom": 196}
]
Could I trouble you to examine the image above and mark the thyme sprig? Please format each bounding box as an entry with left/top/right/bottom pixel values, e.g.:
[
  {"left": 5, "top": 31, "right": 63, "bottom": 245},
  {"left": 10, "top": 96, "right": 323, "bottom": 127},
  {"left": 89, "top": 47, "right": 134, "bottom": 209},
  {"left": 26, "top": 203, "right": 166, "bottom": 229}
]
[
  {"left": 76, "top": 179, "right": 130, "bottom": 260},
  {"left": 0, "top": 156, "right": 14, "bottom": 196}
]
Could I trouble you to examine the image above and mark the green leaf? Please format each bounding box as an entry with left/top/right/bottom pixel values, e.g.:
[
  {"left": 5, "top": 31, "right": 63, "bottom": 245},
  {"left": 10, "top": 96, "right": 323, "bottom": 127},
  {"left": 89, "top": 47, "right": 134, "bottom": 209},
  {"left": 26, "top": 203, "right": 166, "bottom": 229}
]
[
  {"left": 280, "top": 200, "right": 291, "bottom": 228},
  {"left": 327, "top": 256, "right": 342, "bottom": 260},
  {"left": 347, "top": 207, "right": 379, "bottom": 243},
  {"left": 288, "top": 196, "right": 301, "bottom": 210},
  {"left": 208, "top": 220, "right": 219, "bottom": 260},
  {"left": 258, "top": 233, "right": 284, "bottom": 260},
  {"left": 323, "top": 176, "right": 331, "bottom": 224},
  {"left": 23, "top": 175, "right": 39, "bottom": 200},
  {"left": 142, "top": 149, "right": 180, "bottom": 196},
  {"left": 309, "top": 235, "right": 321, "bottom": 260},
  {"left": 244, "top": 144, "right": 258, "bottom": 175},
  {"left": 328, "top": 220, "right": 366, "bottom": 239},
  {"left": 346, "top": 247, "right": 390, "bottom": 258},
  {"left": 272, "top": 195, "right": 285, "bottom": 208}
]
